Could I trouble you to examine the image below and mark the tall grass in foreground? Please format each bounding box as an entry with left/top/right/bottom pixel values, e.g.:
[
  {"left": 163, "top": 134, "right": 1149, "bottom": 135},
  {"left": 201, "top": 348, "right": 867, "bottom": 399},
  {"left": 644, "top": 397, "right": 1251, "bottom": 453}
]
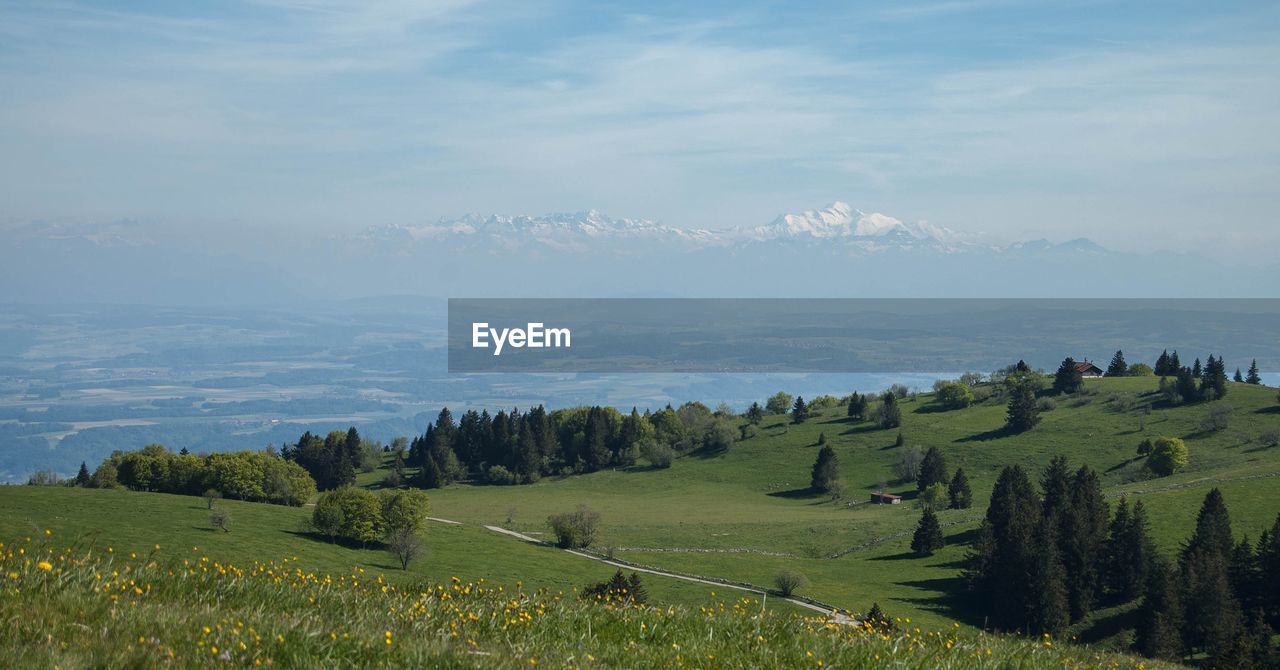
[{"left": 1, "top": 530, "right": 1174, "bottom": 669}]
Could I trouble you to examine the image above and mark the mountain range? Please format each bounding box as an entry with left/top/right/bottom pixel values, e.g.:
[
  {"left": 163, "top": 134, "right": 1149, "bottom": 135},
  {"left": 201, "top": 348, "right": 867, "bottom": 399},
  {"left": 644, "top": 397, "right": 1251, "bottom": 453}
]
[{"left": 0, "top": 202, "right": 1272, "bottom": 302}]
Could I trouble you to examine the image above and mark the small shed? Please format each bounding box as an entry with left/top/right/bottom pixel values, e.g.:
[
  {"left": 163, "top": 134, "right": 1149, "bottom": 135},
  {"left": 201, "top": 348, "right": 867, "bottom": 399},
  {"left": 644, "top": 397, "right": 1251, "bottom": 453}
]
[{"left": 870, "top": 491, "right": 902, "bottom": 505}]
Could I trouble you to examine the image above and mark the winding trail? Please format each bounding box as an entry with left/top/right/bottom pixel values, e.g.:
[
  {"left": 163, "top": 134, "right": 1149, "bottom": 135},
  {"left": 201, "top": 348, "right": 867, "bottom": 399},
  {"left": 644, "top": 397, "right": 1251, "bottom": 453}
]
[{"left": 427, "top": 517, "right": 854, "bottom": 625}]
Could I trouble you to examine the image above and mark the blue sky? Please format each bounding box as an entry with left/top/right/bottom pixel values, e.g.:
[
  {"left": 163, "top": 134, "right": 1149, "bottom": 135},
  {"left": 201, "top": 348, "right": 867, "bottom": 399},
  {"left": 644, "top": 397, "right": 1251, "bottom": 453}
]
[{"left": 1, "top": 0, "right": 1277, "bottom": 258}]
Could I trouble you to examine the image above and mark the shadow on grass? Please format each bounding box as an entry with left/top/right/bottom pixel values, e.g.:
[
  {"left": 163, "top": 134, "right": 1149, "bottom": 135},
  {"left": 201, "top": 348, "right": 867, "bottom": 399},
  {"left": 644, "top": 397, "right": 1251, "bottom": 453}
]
[
  {"left": 945, "top": 527, "right": 979, "bottom": 545},
  {"left": 1254, "top": 405, "right": 1280, "bottom": 415},
  {"left": 911, "top": 404, "right": 954, "bottom": 415},
  {"left": 893, "top": 575, "right": 987, "bottom": 626},
  {"left": 955, "top": 426, "right": 1015, "bottom": 443},
  {"left": 1072, "top": 605, "right": 1139, "bottom": 645},
  {"left": 869, "top": 551, "right": 921, "bottom": 561},
  {"left": 841, "top": 424, "right": 885, "bottom": 437}
]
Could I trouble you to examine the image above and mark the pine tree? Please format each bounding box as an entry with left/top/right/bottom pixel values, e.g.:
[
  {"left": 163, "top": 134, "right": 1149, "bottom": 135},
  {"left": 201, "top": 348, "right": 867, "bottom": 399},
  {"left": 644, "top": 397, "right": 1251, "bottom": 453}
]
[
  {"left": 1027, "top": 517, "right": 1070, "bottom": 636},
  {"left": 1175, "top": 366, "right": 1199, "bottom": 404},
  {"left": 418, "top": 455, "right": 443, "bottom": 489},
  {"left": 1235, "top": 368, "right": 1244, "bottom": 383},
  {"left": 1229, "top": 536, "right": 1261, "bottom": 613},
  {"left": 1006, "top": 383, "right": 1040, "bottom": 433},
  {"left": 1106, "top": 350, "right": 1128, "bottom": 377},
  {"left": 967, "top": 465, "right": 1040, "bottom": 631},
  {"left": 1180, "top": 489, "right": 1244, "bottom": 657},
  {"left": 791, "top": 396, "right": 809, "bottom": 424},
  {"left": 916, "top": 446, "right": 948, "bottom": 492},
  {"left": 911, "top": 508, "right": 945, "bottom": 556},
  {"left": 1107, "top": 498, "right": 1153, "bottom": 601},
  {"left": 75, "top": 462, "right": 91, "bottom": 487},
  {"left": 846, "top": 392, "right": 867, "bottom": 421},
  {"left": 1063, "top": 465, "right": 1109, "bottom": 620},
  {"left": 1203, "top": 355, "right": 1228, "bottom": 399},
  {"left": 1246, "top": 359, "right": 1262, "bottom": 385},
  {"left": 1192, "top": 358, "right": 1203, "bottom": 379},
  {"left": 810, "top": 445, "right": 840, "bottom": 494},
  {"left": 1155, "top": 350, "right": 1171, "bottom": 376},
  {"left": 746, "top": 402, "right": 764, "bottom": 425},
  {"left": 1259, "top": 515, "right": 1280, "bottom": 627},
  {"left": 1040, "top": 456, "right": 1072, "bottom": 521},
  {"left": 947, "top": 468, "right": 972, "bottom": 510},
  {"left": 1135, "top": 556, "right": 1184, "bottom": 661},
  {"left": 1168, "top": 350, "right": 1181, "bottom": 372},
  {"left": 1053, "top": 357, "right": 1084, "bottom": 394}
]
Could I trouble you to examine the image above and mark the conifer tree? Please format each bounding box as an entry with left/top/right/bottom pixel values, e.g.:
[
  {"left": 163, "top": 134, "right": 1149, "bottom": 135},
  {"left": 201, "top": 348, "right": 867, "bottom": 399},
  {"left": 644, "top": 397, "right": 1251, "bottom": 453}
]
[
  {"left": 1053, "top": 357, "right": 1084, "bottom": 394},
  {"left": 916, "top": 446, "right": 948, "bottom": 492},
  {"left": 810, "top": 445, "right": 840, "bottom": 494},
  {"left": 968, "top": 465, "right": 1040, "bottom": 631},
  {"left": 75, "top": 461, "right": 91, "bottom": 487},
  {"left": 1106, "top": 350, "right": 1128, "bottom": 377},
  {"left": 947, "top": 468, "right": 972, "bottom": 510},
  {"left": 1107, "top": 498, "right": 1153, "bottom": 601},
  {"left": 846, "top": 392, "right": 868, "bottom": 420},
  {"left": 1174, "top": 366, "right": 1199, "bottom": 404},
  {"left": 911, "top": 508, "right": 945, "bottom": 556},
  {"left": 1155, "top": 350, "right": 1171, "bottom": 376},
  {"left": 1063, "top": 464, "right": 1109, "bottom": 620},
  {"left": 1235, "top": 368, "right": 1244, "bottom": 383},
  {"left": 1006, "top": 383, "right": 1040, "bottom": 433},
  {"left": 1027, "top": 517, "right": 1070, "bottom": 636},
  {"left": 791, "top": 396, "right": 809, "bottom": 424},
  {"left": 746, "top": 402, "right": 764, "bottom": 425},
  {"left": 1192, "top": 357, "right": 1202, "bottom": 379},
  {"left": 1135, "top": 556, "right": 1184, "bottom": 661},
  {"left": 1180, "top": 489, "right": 1244, "bottom": 657},
  {"left": 1246, "top": 359, "right": 1262, "bottom": 385}
]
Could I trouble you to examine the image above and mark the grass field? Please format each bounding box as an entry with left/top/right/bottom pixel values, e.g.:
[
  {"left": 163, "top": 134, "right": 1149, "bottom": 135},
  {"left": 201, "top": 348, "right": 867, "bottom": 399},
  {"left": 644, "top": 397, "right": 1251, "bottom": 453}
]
[
  {"left": 1, "top": 375, "right": 1277, "bottom": 665},
  {"left": 0, "top": 528, "right": 1179, "bottom": 668}
]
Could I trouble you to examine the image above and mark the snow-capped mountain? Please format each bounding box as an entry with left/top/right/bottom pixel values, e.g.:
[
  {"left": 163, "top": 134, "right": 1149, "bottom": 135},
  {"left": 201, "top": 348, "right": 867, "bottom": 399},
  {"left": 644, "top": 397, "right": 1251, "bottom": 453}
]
[
  {"left": 357, "top": 201, "right": 983, "bottom": 253},
  {"left": 744, "top": 202, "right": 962, "bottom": 244}
]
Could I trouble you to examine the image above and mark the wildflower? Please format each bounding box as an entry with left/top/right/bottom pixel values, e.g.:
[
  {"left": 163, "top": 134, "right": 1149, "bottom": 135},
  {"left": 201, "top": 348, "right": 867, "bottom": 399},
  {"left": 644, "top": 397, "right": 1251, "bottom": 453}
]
[{"left": 36, "top": 561, "right": 53, "bottom": 571}]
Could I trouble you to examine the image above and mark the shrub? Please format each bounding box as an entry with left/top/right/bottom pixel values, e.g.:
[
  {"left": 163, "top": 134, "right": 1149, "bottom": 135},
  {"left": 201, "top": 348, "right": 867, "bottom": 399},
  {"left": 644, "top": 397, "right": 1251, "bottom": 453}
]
[
  {"left": 873, "top": 393, "right": 902, "bottom": 429},
  {"left": 1148, "top": 437, "right": 1189, "bottom": 477},
  {"left": 1036, "top": 397, "right": 1057, "bottom": 412},
  {"left": 765, "top": 392, "right": 793, "bottom": 414},
  {"left": 548, "top": 505, "right": 601, "bottom": 549},
  {"left": 1137, "top": 438, "right": 1154, "bottom": 456},
  {"left": 1199, "top": 405, "right": 1230, "bottom": 433},
  {"left": 888, "top": 384, "right": 910, "bottom": 399},
  {"left": 1258, "top": 428, "right": 1280, "bottom": 448},
  {"left": 1127, "top": 363, "right": 1154, "bottom": 376},
  {"left": 312, "top": 486, "right": 385, "bottom": 545},
  {"left": 639, "top": 439, "right": 674, "bottom": 469},
  {"left": 933, "top": 381, "right": 973, "bottom": 410},
  {"left": 808, "top": 395, "right": 839, "bottom": 410},
  {"left": 917, "top": 482, "right": 947, "bottom": 511},
  {"left": 204, "top": 488, "right": 222, "bottom": 509},
  {"left": 381, "top": 489, "right": 430, "bottom": 535},
  {"left": 892, "top": 446, "right": 924, "bottom": 483},
  {"left": 582, "top": 570, "right": 647, "bottom": 606},
  {"left": 773, "top": 569, "right": 808, "bottom": 597},
  {"left": 26, "top": 470, "right": 62, "bottom": 486},
  {"left": 485, "top": 465, "right": 518, "bottom": 485},
  {"left": 958, "top": 372, "right": 985, "bottom": 387}
]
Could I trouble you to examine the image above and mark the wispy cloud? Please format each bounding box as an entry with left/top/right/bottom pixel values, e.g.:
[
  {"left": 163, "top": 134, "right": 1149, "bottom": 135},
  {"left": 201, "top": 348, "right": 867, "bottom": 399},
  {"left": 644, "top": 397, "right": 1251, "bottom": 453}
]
[{"left": 0, "top": 0, "right": 1277, "bottom": 259}]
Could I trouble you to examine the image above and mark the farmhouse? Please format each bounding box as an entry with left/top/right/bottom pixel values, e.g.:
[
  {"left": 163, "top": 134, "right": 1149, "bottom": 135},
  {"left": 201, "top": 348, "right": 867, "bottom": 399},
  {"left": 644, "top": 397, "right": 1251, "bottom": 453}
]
[
  {"left": 870, "top": 491, "right": 902, "bottom": 505},
  {"left": 1074, "top": 359, "right": 1104, "bottom": 377}
]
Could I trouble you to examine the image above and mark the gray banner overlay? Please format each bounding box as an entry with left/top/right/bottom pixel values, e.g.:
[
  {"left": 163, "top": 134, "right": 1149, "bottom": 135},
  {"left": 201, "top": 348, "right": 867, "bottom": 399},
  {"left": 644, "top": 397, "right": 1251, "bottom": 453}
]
[{"left": 447, "top": 299, "right": 1280, "bottom": 373}]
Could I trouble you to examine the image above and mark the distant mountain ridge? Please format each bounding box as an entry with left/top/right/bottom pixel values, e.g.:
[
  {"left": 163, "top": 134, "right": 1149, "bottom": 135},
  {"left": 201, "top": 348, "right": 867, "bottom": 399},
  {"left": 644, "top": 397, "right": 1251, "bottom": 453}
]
[{"left": 355, "top": 201, "right": 1088, "bottom": 255}]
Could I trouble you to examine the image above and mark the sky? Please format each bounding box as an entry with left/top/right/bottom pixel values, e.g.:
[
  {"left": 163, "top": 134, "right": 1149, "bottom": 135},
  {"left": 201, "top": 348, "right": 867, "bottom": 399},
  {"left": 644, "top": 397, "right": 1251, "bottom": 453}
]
[{"left": 1, "top": 0, "right": 1278, "bottom": 259}]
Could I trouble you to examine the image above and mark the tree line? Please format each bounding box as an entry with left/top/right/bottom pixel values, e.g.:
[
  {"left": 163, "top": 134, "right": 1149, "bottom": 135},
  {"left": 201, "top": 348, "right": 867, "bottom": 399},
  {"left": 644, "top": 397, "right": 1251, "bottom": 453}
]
[
  {"left": 966, "top": 458, "right": 1280, "bottom": 667},
  {"left": 85, "top": 443, "right": 316, "bottom": 506}
]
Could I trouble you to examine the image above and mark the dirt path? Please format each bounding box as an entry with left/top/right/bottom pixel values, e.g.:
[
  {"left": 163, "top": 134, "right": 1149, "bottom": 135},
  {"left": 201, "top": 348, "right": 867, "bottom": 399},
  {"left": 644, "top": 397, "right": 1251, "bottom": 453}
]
[{"left": 481, "top": 524, "right": 855, "bottom": 624}]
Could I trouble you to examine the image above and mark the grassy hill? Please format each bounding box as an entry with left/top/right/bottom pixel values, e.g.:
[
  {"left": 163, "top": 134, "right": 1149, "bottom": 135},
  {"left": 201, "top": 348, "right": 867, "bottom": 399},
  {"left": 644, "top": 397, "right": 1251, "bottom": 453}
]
[
  {"left": 0, "top": 525, "right": 1177, "bottom": 669},
  {"left": 420, "top": 377, "right": 1280, "bottom": 635},
  {"left": 2, "top": 375, "right": 1276, "bottom": 666}
]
